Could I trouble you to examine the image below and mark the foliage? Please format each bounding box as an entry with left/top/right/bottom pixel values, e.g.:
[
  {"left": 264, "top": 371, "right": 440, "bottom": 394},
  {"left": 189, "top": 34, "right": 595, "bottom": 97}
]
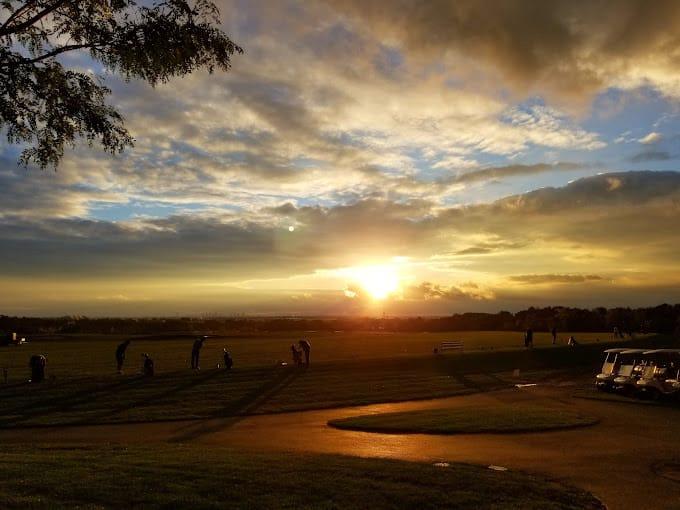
[{"left": 0, "top": 1, "right": 242, "bottom": 168}]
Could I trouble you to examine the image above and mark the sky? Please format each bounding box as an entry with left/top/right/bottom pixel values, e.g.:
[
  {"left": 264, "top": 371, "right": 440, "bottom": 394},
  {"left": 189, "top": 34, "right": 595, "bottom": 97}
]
[{"left": 2, "top": 0, "right": 680, "bottom": 316}]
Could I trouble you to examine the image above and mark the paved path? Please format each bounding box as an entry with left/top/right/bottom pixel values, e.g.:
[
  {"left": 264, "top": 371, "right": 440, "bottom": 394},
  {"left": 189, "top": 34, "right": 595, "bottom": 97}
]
[{"left": 2, "top": 385, "right": 679, "bottom": 509}]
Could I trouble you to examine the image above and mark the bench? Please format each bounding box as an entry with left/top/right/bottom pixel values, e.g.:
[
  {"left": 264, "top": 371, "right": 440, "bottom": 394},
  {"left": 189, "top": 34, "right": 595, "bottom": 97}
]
[{"left": 436, "top": 340, "right": 464, "bottom": 354}]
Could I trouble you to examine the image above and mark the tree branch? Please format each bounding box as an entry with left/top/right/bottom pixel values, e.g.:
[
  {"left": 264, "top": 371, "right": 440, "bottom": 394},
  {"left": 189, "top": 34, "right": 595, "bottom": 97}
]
[
  {"left": 0, "top": 43, "right": 96, "bottom": 67},
  {"left": 0, "top": 0, "right": 69, "bottom": 37},
  {"left": 0, "top": 0, "right": 241, "bottom": 168},
  {"left": 1, "top": 1, "right": 39, "bottom": 32},
  {"left": 26, "top": 42, "right": 98, "bottom": 64}
]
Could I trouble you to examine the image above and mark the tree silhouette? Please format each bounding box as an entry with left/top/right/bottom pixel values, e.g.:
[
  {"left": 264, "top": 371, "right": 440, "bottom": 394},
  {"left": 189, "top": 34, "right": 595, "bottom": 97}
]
[{"left": 0, "top": 1, "right": 243, "bottom": 168}]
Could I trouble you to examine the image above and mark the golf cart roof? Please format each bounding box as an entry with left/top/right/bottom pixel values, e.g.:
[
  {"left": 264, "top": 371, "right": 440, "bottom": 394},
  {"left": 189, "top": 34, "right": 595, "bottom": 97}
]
[
  {"left": 642, "top": 349, "right": 680, "bottom": 355},
  {"left": 603, "top": 348, "right": 630, "bottom": 353},
  {"left": 619, "top": 349, "right": 648, "bottom": 354}
]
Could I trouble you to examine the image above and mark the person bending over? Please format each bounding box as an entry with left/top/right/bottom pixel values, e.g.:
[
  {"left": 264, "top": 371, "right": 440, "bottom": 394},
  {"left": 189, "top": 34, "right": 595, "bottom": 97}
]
[
  {"left": 298, "top": 339, "right": 311, "bottom": 367},
  {"left": 116, "top": 339, "right": 131, "bottom": 374},
  {"left": 191, "top": 336, "right": 207, "bottom": 370}
]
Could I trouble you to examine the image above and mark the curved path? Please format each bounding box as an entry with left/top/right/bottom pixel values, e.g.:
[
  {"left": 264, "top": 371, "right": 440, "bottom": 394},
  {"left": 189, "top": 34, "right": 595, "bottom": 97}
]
[{"left": 2, "top": 385, "right": 680, "bottom": 509}]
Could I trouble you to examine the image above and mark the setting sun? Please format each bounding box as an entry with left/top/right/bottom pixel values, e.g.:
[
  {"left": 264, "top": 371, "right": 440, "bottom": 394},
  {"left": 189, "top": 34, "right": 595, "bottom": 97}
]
[{"left": 349, "top": 265, "right": 400, "bottom": 300}]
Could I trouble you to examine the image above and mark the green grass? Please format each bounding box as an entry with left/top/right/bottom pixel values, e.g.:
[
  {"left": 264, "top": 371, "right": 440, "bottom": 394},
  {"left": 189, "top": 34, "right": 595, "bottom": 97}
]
[
  {"left": 0, "top": 337, "right": 662, "bottom": 427},
  {"left": 0, "top": 330, "right": 620, "bottom": 382},
  {"left": 0, "top": 360, "right": 502, "bottom": 427},
  {"left": 0, "top": 445, "right": 603, "bottom": 509},
  {"left": 328, "top": 405, "right": 598, "bottom": 435},
  {"left": 572, "top": 387, "right": 660, "bottom": 406}
]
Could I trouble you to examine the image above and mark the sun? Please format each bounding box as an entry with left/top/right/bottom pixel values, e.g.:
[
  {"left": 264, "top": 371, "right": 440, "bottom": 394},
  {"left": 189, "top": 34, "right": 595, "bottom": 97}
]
[{"left": 349, "top": 265, "right": 400, "bottom": 300}]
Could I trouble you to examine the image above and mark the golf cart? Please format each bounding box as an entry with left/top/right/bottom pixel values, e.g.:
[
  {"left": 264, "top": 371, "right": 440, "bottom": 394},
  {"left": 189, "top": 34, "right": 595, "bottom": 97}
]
[
  {"left": 1, "top": 332, "right": 26, "bottom": 347},
  {"left": 612, "top": 349, "right": 648, "bottom": 394},
  {"left": 595, "top": 348, "right": 630, "bottom": 391},
  {"left": 664, "top": 366, "right": 680, "bottom": 396},
  {"left": 635, "top": 349, "right": 680, "bottom": 399}
]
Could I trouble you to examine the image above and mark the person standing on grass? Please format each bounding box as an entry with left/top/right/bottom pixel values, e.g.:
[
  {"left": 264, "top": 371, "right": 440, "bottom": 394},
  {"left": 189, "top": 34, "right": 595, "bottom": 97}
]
[
  {"left": 291, "top": 344, "right": 302, "bottom": 365},
  {"left": 29, "top": 354, "right": 46, "bottom": 383},
  {"left": 223, "top": 348, "right": 233, "bottom": 370},
  {"left": 142, "top": 353, "right": 154, "bottom": 376},
  {"left": 115, "top": 339, "right": 132, "bottom": 374},
  {"left": 298, "top": 339, "right": 311, "bottom": 367},
  {"left": 551, "top": 327, "right": 557, "bottom": 345},
  {"left": 191, "top": 336, "right": 207, "bottom": 370},
  {"left": 524, "top": 328, "right": 534, "bottom": 349}
]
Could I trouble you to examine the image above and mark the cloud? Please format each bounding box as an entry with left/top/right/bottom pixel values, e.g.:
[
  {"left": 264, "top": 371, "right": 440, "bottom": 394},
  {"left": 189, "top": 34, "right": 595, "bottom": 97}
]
[
  {"left": 455, "top": 240, "right": 526, "bottom": 255},
  {"left": 509, "top": 274, "right": 604, "bottom": 285},
  {"left": 1, "top": 170, "right": 680, "bottom": 313},
  {"left": 451, "top": 162, "right": 586, "bottom": 185},
  {"left": 629, "top": 150, "right": 672, "bottom": 163},
  {"left": 3, "top": 1, "right": 680, "bottom": 315},
  {"left": 2, "top": 170, "right": 678, "bottom": 284},
  {"left": 1, "top": 0, "right": 619, "bottom": 231},
  {"left": 639, "top": 132, "right": 663, "bottom": 144},
  {"left": 405, "top": 282, "right": 494, "bottom": 301},
  {"left": 638, "top": 131, "right": 663, "bottom": 145},
  {"left": 481, "top": 170, "right": 680, "bottom": 213},
  {"left": 320, "top": 0, "right": 680, "bottom": 103}
]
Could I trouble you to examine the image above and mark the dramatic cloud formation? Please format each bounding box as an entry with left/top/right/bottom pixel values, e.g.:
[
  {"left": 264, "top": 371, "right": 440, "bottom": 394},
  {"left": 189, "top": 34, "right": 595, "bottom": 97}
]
[
  {"left": 321, "top": 0, "right": 680, "bottom": 102},
  {"left": 2, "top": 1, "right": 680, "bottom": 315},
  {"left": 2, "top": 171, "right": 680, "bottom": 314}
]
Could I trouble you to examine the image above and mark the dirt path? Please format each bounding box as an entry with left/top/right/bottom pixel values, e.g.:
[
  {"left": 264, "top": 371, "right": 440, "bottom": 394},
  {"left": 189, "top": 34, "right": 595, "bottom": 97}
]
[{"left": 1, "top": 385, "right": 679, "bottom": 509}]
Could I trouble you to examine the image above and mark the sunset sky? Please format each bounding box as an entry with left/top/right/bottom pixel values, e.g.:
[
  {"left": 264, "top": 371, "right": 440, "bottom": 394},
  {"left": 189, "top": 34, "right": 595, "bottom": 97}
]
[{"left": 2, "top": 0, "right": 680, "bottom": 316}]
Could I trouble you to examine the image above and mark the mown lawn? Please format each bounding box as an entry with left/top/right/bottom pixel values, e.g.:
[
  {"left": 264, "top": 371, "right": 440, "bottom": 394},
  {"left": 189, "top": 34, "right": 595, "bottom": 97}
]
[
  {"left": 328, "top": 404, "right": 598, "bottom": 435},
  {"left": 0, "top": 338, "right": 661, "bottom": 427},
  {"left": 0, "top": 330, "right": 620, "bottom": 381},
  {"left": 0, "top": 360, "right": 498, "bottom": 427},
  {"left": 0, "top": 445, "right": 604, "bottom": 509}
]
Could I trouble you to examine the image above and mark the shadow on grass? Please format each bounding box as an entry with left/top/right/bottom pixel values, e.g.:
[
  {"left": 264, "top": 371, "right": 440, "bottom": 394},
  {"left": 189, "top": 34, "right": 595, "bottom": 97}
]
[
  {"left": 0, "top": 368, "right": 231, "bottom": 428},
  {"left": 451, "top": 373, "right": 487, "bottom": 392},
  {"left": 0, "top": 380, "right": 31, "bottom": 391},
  {"left": 169, "top": 366, "right": 304, "bottom": 442},
  {"left": 0, "top": 376, "right": 150, "bottom": 427},
  {"left": 0, "top": 336, "right": 666, "bottom": 430},
  {"left": 69, "top": 368, "right": 229, "bottom": 426}
]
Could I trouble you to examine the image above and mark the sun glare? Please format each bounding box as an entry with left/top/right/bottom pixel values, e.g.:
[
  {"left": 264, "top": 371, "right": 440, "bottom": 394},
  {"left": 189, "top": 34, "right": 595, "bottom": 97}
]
[{"left": 349, "top": 265, "right": 400, "bottom": 300}]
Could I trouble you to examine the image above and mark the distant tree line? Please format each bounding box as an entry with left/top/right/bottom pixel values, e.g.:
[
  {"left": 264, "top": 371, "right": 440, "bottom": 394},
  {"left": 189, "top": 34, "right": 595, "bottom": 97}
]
[{"left": 2, "top": 304, "right": 680, "bottom": 337}]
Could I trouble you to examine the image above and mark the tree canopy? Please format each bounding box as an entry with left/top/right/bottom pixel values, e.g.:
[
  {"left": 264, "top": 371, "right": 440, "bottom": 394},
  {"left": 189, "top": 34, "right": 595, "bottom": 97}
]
[{"left": 0, "top": 1, "right": 242, "bottom": 168}]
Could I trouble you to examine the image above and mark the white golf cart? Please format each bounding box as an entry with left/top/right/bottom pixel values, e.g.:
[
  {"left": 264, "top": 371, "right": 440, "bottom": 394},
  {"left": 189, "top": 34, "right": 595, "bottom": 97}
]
[
  {"left": 612, "top": 349, "right": 648, "bottom": 394},
  {"left": 664, "top": 366, "right": 680, "bottom": 396},
  {"left": 595, "top": 348, "right": 630, "bottom": 391},
  {"left": 636, "top": 349, "right": 680, "bottom": 399}
]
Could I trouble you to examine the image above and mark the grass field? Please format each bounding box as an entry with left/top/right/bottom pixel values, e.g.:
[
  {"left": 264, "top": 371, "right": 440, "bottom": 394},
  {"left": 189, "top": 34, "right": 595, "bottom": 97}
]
[
  {"left": 0, "top": 445, "right": 603, "bottom": 509},
  {"left": 572, "top": 387, "right": 662, "bottom": 406},
  {"left": 0, "top": 330, "right": 621, "bottom": 381},
  {"left": 0, "top": 336, "right": 660, "bottom": 428},
  {"left": 328, "top": 404, "right": 598, "bottom": 435},
  {"left": 0, "top": 340, "right": 660, "bottom": 427},
  {"left": 0, "top": 359, "right": 503, "bottom": 427}
]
